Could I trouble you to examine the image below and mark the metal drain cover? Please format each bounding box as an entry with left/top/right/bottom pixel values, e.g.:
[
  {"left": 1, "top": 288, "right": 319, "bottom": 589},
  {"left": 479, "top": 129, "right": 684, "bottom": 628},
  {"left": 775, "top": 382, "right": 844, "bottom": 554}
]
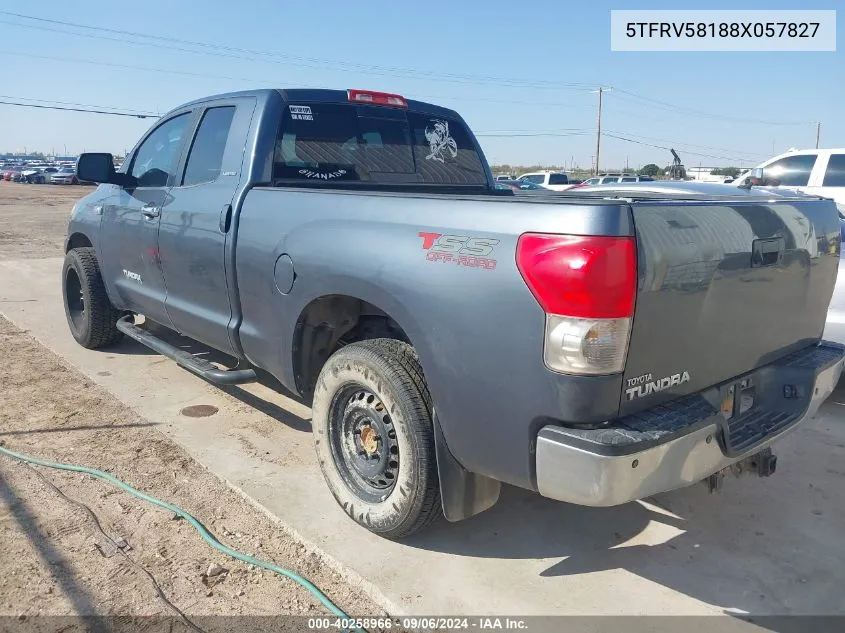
[{"left": 180, "top": 404, "right": 219, "bottom": 418}]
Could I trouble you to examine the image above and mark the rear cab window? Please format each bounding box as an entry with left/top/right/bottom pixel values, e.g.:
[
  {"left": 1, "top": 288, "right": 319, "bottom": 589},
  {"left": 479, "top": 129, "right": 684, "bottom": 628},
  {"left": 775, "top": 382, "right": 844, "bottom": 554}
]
[
  {"left": 548, "top": 173, "right": 569, "bottom": 185},
  {"left": 272, "top": 102, "right": 488, "bottom": 190}
]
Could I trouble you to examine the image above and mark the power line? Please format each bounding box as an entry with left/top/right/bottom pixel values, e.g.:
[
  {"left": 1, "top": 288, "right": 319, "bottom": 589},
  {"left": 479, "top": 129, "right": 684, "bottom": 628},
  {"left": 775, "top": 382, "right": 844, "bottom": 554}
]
[
  {"left": 475, "top": 132, "right": 590, "bottom": 138},
  {"left": 0, "top": 12, "right": 597, "bottom": 92},
  {"left": 602, "top": 129, "right": 766, "bottom": 159},
  {"left": 601, "top": 132, "right": 755, "bottom": 163},
  {"left": 612, "top": 89, "right": 811, "bottom": 127},
  {"left": 0, "top": 94, "right": 156, "bottom": 116},
  {"left": 0, "top": 50, "right": 596, "bottom": 114},
  {"left": 474, "top": 127, "right": 591, "bottom": 134},
  {"left": 0, "top": 100, "right": 156, "bottom": 118},
  {"left": 0, "top": 49, "right": 285, "bottom": 87}
]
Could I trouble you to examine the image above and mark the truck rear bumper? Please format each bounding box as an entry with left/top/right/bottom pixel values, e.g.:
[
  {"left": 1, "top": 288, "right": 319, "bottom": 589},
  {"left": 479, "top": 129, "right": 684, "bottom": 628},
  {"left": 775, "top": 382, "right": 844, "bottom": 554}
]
[{"left": 535, "top": 342, "right": 845, "bottom": 507}]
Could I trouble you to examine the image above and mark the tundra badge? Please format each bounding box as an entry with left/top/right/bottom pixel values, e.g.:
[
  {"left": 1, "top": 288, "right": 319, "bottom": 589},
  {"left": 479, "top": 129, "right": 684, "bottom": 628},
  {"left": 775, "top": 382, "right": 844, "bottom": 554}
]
[
  {"left": 122, "top": 269, "right": 142, "bottom": 284},
  {"left": 625, "top": 371, "right": 691, "bottom": 401}
]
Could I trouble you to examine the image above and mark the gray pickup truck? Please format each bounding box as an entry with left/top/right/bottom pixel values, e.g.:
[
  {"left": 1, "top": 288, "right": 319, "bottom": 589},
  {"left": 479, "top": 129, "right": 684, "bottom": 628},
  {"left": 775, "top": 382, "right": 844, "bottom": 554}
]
[{"left": 63, "top": 88, "right": 844, "bottom": 539}]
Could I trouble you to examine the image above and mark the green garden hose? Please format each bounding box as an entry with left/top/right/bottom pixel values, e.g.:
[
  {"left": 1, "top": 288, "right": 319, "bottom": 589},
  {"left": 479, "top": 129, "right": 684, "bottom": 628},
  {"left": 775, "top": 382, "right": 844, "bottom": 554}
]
[{"left": 0, "top": 443, "right": 363, "bottom": 631}]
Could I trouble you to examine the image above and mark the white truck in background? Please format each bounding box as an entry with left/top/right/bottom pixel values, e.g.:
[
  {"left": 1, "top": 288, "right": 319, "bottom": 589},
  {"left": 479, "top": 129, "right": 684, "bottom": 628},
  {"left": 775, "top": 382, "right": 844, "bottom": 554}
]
[{"left": 516, "top": 171, "right": 576, "bottom": 191}]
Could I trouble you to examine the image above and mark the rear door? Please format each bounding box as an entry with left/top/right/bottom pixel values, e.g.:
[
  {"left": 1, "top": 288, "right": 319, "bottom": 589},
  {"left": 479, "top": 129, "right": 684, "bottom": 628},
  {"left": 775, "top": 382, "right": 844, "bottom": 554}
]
[
  {"left": 806, "top": 152, "right": 845, "bottom": 207},
  {"left": 621, "top": 196, "right": 841, "bottom": 414},
  {"left": 99, "top": 111, "right": 194, "bottom": 326},
  {"left": 158, "top": 97, "right": 256, "bottom": 354}
]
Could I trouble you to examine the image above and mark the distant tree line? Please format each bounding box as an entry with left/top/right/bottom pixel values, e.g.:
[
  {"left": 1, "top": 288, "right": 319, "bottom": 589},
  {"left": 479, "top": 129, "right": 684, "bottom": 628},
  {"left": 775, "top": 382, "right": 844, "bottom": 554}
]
[{"left": 710, "top": 166, "right": 742, "bottom": 178}]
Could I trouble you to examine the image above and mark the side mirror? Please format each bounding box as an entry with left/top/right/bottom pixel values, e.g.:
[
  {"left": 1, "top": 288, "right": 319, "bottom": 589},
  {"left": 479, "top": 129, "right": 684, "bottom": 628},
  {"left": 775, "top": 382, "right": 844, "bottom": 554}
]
[
  {"left": 739, "top": 167, "right": 765, "bottom": 190},
  {"left": 76, "top": 153, "right": 117, "bottom": 184}
]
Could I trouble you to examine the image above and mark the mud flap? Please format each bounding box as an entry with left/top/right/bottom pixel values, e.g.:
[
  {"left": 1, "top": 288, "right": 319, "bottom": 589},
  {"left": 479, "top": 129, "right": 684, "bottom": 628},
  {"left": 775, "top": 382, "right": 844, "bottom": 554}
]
[{"left": 433, "top": 411, "right": 501, "bottom": 522}]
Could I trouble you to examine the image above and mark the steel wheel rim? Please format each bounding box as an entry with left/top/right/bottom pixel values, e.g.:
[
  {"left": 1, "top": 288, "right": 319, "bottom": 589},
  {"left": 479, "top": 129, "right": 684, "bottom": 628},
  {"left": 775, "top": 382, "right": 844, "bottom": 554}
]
[{"left": 328, "top": 384, "right": 400, "bottom": 502}]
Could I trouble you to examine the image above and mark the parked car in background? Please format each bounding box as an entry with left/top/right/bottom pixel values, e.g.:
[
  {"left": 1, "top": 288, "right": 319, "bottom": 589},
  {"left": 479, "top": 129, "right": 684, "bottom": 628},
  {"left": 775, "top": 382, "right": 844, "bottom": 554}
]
[
  {"left": 1, "top": 167, "right": 19, "bottom": 181},
  {"left": 495, "top": 179, "right": 550, "bottom": 193},
  {"left": 51, "top": 167, "right": 79, "bottom": 185},
  {"left": 823, "top": 218, "right": 845, "bottom": 346},
  {"left": 733, "top": 148, "right": 845, "bottom": 209},
  {"left": 16, "top": 169, "right": 47, "bottom": 184},
  {"left": 517, "top": 171, "right": 578, "bottom": 191},
  {"left": 581, "top": 174, "right": 654, "bottom": 186}
]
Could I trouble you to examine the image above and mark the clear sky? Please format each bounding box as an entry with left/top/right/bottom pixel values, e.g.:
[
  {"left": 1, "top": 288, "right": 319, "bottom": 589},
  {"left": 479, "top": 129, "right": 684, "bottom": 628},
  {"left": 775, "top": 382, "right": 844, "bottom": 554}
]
[{"left": 0, "top": 0, "right": 842, "bottom": 170}]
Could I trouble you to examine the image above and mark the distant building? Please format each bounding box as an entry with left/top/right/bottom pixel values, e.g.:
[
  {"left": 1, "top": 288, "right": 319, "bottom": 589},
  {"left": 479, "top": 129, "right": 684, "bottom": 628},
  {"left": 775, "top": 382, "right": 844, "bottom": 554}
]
[{"left": 685, "top": 166, "right": 734, "bottom": 183}]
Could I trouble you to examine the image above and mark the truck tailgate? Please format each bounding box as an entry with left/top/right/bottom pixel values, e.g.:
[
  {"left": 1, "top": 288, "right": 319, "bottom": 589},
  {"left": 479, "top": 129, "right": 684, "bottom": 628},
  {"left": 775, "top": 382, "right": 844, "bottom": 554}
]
[{"left": 621, "top": 197, "right": 841, "bottom": 414}]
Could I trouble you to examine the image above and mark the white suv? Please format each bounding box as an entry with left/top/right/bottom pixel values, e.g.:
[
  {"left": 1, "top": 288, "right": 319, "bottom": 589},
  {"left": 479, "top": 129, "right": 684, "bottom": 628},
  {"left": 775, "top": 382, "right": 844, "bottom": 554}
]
[
  {"left": 582, "top": 174, "right": 654, "bottom": 186},
  {"left": 733, "top": 148, "right": 845, "bottom": 208},
  {"left": 739, "top": 150, "right": 845, "bottom": 346},
  {"left": 516, "top": 171, "right": 575, "bottom": 191}
]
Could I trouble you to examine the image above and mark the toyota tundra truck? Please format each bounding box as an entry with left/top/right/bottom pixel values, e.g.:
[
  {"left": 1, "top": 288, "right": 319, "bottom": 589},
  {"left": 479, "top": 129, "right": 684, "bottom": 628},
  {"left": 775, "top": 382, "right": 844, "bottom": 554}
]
[{"left": 62, "top": 88, "right": 844, "bottom": 539}]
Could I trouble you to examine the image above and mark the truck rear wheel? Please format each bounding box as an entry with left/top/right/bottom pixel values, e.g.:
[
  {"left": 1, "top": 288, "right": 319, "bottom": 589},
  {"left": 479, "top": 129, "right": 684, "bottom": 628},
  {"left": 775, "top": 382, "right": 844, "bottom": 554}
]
[
  {"left": 62, "top": 247, "right": 123, "bottom": 349},
  {"left": 312, "top": 339, "right": 442, "bottom": 539}
]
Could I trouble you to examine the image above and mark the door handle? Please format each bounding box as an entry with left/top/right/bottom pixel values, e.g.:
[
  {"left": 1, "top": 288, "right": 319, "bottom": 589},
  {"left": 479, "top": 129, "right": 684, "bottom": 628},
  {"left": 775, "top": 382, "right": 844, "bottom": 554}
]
[
  {"left": 141, "top": 204, "right": 160, "bottom": 219},
  {"left": 751, "top": 237, "right": 785, "bottom": 268}
]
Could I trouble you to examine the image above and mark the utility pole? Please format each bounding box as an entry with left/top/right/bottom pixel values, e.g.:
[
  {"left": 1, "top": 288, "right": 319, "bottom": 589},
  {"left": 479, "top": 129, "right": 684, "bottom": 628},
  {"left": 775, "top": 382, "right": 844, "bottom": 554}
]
[
  {"left": 815, "top": 122, "right": 821, "bottom": 149},
  {"left": 592, "top": 87, "right": 611, "bottom": 176}
]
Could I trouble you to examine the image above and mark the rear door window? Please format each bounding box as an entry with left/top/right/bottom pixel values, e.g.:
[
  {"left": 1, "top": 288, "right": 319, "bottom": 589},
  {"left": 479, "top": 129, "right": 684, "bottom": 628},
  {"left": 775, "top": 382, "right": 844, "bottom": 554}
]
[
  {"left": 822, "top": 154, "right": 845, "bottom": 187},
  {"left": 763, "top": 154, "right": 818, "bottom": 186},
  {"left": 548, "top": 173, "right": 569, "bottom": 185},
  {"left": 182, "top": 106, "right": 236, "bottom": 186},
  {"left": 273, "top": 103, "right": 486, "bottom": 187},
  {"left": 621, "top": 177, "right": 637, "bottom": 182}
]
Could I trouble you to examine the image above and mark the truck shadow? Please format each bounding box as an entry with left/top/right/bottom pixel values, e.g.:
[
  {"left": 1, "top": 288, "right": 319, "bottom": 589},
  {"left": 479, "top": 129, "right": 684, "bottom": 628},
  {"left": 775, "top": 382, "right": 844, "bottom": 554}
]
[
  {"left": 407, "top": 423, "right": 845, "bottom": 622},
  {"left": 104, "top": 322, "right": 313, "bottom": 432}
]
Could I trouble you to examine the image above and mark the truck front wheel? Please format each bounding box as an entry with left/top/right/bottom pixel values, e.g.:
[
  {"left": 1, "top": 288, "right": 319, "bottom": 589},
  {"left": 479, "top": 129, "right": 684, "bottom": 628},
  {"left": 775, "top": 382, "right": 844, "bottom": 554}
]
[
  {"left": 312, "top": 339, "right": 442, "bottom": 539},
  {"left": 62, "top": 247, "right": 123, "bottom": 349}
]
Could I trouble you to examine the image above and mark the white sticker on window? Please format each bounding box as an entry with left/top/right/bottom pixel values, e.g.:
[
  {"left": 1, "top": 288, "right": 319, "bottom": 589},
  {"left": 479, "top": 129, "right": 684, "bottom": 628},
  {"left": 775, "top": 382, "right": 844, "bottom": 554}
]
[
  {"left": 424, "top": 120, "right": 458, "bottom": 163},
  {"left": 289, "top": 105, "right": 314, "bottom": 121},
  {"left": 298, "top": 168, "right": 347, "bottom": 180}
]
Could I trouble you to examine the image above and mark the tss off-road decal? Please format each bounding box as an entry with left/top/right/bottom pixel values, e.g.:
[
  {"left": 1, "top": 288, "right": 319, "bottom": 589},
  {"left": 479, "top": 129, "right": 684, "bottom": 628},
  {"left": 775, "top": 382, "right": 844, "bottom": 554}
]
[{"left": 418, "top": 232, "right": 499, "bottom": 270}]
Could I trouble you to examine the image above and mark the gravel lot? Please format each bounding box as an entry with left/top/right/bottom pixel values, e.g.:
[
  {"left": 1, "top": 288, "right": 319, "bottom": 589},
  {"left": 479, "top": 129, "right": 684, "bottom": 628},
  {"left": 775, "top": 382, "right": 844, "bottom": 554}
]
[{"left": 0, "top": 183, "right": 394, "bottom": 627}]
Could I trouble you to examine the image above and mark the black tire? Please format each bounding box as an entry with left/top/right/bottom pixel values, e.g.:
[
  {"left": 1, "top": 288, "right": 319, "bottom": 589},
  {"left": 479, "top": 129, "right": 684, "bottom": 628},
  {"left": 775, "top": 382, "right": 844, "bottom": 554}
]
[
  {"left": 312, "top": 339, "right": 442, "bottom": 539},
  {"left": 62, "top": 247, "right": 124, "bottom": 349}
]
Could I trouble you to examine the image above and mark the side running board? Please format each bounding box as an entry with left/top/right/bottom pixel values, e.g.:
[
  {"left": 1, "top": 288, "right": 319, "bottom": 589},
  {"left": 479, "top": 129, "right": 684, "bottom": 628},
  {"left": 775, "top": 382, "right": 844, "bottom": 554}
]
[{"left": 116, "top": 315, "right": 257, "bottom": 385}]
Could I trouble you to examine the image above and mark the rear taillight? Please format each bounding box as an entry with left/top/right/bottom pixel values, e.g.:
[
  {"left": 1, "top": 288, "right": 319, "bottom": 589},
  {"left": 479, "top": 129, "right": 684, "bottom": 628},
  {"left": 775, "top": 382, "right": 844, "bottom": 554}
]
[
  {"left": 347, "top": 89, "right": 408, "bottom": 108},
  {"left": 516, "top": 233, "right": 637, "bottom": 375}
]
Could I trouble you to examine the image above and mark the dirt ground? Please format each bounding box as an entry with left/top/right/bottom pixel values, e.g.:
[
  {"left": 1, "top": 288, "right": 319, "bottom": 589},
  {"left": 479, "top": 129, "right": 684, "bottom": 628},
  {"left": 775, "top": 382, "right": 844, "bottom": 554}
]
[
  {"left": 0, "top": 183, "right": 397, "bottom": 628},
  {"left": 0, "top": 183, "right": 89, "bottom": 261}
]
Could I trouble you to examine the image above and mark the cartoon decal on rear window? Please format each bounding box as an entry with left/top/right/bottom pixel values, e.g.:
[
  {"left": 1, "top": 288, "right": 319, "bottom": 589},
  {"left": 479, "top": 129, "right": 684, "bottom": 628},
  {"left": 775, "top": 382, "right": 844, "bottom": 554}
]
[{"left": 424, "top": 120, "right": 458, "bottom": 163}]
